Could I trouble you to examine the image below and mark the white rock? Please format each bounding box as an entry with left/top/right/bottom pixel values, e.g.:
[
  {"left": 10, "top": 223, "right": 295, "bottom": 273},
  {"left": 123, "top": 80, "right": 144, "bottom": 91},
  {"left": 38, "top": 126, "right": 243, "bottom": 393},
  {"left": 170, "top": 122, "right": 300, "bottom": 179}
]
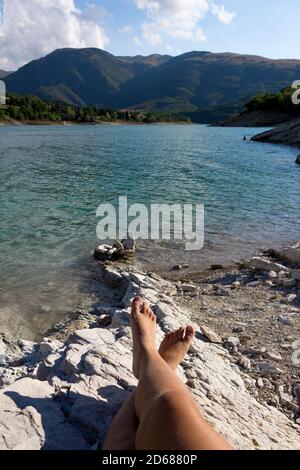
[
  {"left": 268, "top": 271, "right": 278, "bottom": 279},
  {"left": 256, "top": 378, "right": 264, "bottom": 389},
  {"left": 110, "top": 309, "right": 130, "bottom": 328},
  {"left": 264, "top": 351, "right": 282, "bottom": 362},
  {"left": 244, "top": 346, "right": 267, "bottom": 357},
  {"left": 0, "top": 269, "right": 299, "bottom": 451},
  {"left": 247, "top": 257, "right": 288, "bottom": 273},
  {"left": 200, "top": 325, "right": 222, "bottom": 344},
  {"left": 238, "top": 356, "right": 251, "bottom": 370},
  {"left": 231, "top": 281, "right": 241, "bottom": 289},
  {"left": 60, "top": 344, "right": 88, "bottom": 376},
  {"left": 68, "top": 328, "right": 115, "bottom": 346},
  {"left": 226, "top": 337, "right": 240, "bottom": 348},
  {"left": 39, "top": 339, "right": 63, "bottom": 358}
]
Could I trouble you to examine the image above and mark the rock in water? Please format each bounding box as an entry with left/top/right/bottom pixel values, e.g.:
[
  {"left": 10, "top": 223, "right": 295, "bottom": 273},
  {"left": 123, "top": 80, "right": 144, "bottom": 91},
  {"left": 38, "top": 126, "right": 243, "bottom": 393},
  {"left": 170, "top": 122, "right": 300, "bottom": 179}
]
[{"left": 296, "top": 155, "right": 300, "bottom": 165}]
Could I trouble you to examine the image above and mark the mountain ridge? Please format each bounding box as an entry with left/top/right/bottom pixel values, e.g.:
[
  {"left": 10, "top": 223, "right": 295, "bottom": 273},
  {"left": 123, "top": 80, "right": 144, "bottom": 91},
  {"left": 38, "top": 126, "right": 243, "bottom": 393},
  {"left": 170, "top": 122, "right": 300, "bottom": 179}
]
[
  {"left": 5, "top": 48, "right": 300, "bottom": 119},
  {"left": 0, "top": 70, "right": 11, "bottom": 78}
]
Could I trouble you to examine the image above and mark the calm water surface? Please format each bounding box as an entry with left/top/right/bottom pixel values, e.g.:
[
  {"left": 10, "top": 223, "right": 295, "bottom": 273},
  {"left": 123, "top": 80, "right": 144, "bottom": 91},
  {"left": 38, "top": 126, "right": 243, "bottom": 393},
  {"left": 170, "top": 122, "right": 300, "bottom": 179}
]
[{"left": 0, "top": 124, "right": 299, "bottom": 339}]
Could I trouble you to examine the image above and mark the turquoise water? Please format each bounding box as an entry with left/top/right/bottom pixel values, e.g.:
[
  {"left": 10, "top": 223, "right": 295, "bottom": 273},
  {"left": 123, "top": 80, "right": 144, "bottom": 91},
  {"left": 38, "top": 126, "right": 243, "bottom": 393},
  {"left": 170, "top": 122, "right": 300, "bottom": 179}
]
[{"left": 0, "top": 124, "right": 299, "bottom": 339}]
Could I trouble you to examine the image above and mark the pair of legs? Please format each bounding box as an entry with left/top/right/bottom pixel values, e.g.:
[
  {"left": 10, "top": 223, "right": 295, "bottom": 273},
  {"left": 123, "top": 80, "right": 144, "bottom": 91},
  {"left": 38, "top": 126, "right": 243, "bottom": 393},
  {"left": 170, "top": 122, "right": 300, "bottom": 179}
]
[{"left": 103, "top": 297, "right": 232, "bottom": 450}]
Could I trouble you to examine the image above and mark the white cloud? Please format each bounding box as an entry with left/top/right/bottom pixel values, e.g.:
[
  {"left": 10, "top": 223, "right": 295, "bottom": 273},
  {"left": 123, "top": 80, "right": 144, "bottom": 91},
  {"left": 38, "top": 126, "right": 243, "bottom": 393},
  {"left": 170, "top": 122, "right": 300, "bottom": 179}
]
[
  {"left": 0, "top": 0, "right": 109, "bottom": 70},
  {"left": 134, "top": 0, "right": 235, "bottom": 46},
  {"left": 119, "top": 25, "right": 133, "bottom": 34},
  {"left": 210, "top": 3, "right": 236, "bottom": 24},
  {"left": 134, "top": 36, "right": 144, "bottom": 46}
]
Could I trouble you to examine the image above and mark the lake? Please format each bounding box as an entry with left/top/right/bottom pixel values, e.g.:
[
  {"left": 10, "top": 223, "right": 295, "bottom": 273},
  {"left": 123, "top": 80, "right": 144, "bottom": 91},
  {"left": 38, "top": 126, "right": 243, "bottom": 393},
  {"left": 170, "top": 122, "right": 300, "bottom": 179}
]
[{"left": 0, "top": 124, "right": 299, "bottom": 339}]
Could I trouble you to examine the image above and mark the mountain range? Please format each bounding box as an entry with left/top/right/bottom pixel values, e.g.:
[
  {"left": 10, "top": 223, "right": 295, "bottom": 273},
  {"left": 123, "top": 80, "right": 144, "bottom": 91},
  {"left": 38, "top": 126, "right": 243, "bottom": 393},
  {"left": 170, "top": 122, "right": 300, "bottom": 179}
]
[
  {"left": 4, "top": 48, "right": 300, "bottom": 121},
  {"left": 0, "top": 70, "right": 11, "bottom": 78}
]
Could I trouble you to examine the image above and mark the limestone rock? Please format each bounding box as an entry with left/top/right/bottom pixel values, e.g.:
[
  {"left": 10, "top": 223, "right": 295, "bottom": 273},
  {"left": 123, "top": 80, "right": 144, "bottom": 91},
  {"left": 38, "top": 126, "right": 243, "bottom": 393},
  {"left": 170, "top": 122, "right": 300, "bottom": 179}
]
[
  {"left": 238, "top": 356, "right": 251, "bottom": 370},
  {"left": 277, "top": 242, "right": 300, "bottom": 265},
  {"left": 264, "top": 351, "right": 282, "bottom": 362},
  {"left": 247, "top": 257, "right": 288, "bottom": 273},
  {"left": 200, "top": 326, "right": 222, "bottom": 344},
  {"left": 0, "top": 268, "right": 299, "bottom": 451}
]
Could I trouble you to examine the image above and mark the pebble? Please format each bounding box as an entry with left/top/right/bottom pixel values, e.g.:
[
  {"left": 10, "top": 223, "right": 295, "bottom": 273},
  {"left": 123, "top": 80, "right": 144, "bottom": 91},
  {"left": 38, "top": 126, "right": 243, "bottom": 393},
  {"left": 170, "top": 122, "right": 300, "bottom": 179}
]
[
  {"left": 226, "top": 337, "right": 240, "bottom": 348},
  {"left": 243, "top": 346, "right": 267, "bottom": 357},
  {"left": 231, "top": 281, "right": 241, "bottom": 289},
  {"left": 268, "top": 271, "right": 278, "bottom": 279},
  {"left": 256, "top": 378, "right": 264, "bottom": 389},
  {"left": 264, "top": 351, "right": 282, "bottom": 362},
  {"left": 284, "top": 294, "right": 297, "bottom": 304},
  {"left": 173, "top": 265, "right": 183, "bottom": 271},
  {"left": 238, "top": 356, "right": 251, "bottom": 370},
  {"left": 181, "top": 284, "right": 198, "bottom": 293},
  {"left": 232, "top": 326, "right": 245, "bottom": 334},
  {"left": 200, "top": 325, "right": 222, "bottom": 344}
]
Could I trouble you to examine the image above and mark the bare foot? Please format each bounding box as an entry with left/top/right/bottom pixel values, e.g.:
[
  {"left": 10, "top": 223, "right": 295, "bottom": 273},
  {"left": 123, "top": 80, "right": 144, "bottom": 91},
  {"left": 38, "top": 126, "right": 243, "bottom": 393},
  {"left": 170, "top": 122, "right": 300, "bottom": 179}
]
[
  {"left": 131, "top": 297, "right": 157, "bottom": 378},
  {"left": 159, "top": 326, "right": 194, "bottom": 370}
]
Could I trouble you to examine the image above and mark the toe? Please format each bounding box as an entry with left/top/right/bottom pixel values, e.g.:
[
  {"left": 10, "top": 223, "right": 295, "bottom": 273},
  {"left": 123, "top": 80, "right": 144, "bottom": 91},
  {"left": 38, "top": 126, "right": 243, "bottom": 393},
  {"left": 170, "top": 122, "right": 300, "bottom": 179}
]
[
  {"left": 176, "top": 327, "right": 185, "bottom": 340},
  {"left": 141, "top": 301, "right": 150, "bottom": 315},
  {"left": 184, "top": 326, "right": 195, "bottom": 342},
  {"left": 132, "top": 297, "right": 143, "bottom": 316},
  {"left": 150, "top": 310, "right": 156, "bottom": 322}
]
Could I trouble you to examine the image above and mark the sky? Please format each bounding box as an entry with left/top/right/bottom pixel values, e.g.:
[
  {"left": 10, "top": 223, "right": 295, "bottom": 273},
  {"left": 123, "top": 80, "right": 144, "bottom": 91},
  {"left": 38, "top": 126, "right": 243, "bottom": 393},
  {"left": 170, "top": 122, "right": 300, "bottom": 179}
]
[{"left": 0, "top": 0, "right": 300, "bottom": 70}]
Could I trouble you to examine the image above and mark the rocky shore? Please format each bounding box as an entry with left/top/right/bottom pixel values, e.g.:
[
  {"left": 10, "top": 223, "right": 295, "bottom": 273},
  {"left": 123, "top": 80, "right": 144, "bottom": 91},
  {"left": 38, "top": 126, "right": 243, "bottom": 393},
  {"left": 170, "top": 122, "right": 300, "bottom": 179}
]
[
  {"left": 1, "top": 243, "right": 300, "bottom": 450},
  {"left": 252, "top": 118, "right": 300, "bottom": 148},
  {"left": 217, "top": 110, "right": 293, "bottom": 128}
]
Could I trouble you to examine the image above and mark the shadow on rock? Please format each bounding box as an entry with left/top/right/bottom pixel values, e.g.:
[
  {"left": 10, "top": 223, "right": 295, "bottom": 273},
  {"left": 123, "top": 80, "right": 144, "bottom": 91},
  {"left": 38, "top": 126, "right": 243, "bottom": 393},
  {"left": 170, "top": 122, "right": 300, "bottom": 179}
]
[{"left": 5, "top": 384, "right": 130, "bottom": 450}]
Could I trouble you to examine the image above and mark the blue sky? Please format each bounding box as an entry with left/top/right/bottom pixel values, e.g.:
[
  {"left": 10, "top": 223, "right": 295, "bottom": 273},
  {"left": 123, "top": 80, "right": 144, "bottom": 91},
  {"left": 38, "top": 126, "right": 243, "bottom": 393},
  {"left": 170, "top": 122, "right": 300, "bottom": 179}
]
[
  {"left": 0, "top": 0, "right": 300, "bottom": 70},
  {"left": 77, "top": 0, "right": 300, "bottom": 59}
]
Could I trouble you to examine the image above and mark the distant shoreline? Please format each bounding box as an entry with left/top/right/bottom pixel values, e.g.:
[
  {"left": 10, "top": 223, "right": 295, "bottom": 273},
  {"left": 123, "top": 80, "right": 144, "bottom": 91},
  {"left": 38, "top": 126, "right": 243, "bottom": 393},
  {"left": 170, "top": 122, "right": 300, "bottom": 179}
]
[{"left": 0, "top": 119, "right": 194, "bottom": 127}]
